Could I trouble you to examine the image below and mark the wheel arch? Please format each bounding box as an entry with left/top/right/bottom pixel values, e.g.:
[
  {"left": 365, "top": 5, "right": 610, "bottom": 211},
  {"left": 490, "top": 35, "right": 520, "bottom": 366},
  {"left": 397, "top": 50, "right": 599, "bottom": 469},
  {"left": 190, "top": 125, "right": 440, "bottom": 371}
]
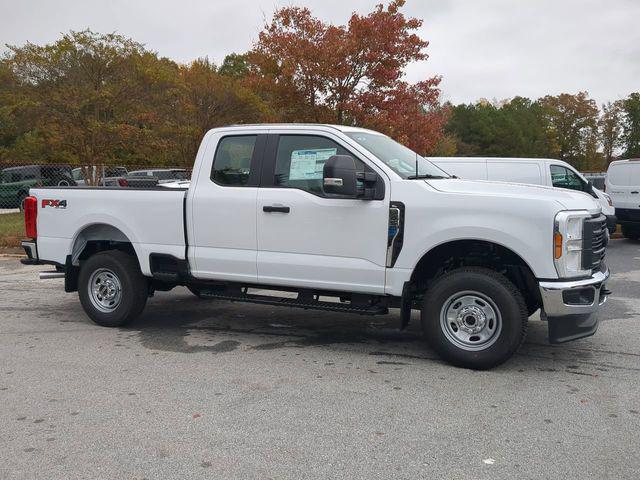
[
  {"left": 69, "top": 223, "right": 140, "bottom": 266},
  {"left": 410, "top": 239, "right": 541, "bottom": 314}
]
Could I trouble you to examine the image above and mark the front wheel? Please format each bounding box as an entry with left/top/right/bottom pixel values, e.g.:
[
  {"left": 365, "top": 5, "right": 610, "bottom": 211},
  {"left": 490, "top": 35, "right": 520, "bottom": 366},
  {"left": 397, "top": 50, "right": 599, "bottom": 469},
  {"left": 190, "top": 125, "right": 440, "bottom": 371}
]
[
  {"left": 421, "top": 267, "right": 528, "bottom": 369},
  {"left": 78, "top": 250, "right": 148, "bottom": 327}
]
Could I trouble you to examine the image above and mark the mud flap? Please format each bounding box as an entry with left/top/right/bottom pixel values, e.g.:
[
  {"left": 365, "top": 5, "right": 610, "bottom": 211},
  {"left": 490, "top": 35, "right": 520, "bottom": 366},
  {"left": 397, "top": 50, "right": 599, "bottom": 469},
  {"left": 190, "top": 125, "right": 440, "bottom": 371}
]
[{"left": 548, "top": 313, "right": 599, "bottom": 344}]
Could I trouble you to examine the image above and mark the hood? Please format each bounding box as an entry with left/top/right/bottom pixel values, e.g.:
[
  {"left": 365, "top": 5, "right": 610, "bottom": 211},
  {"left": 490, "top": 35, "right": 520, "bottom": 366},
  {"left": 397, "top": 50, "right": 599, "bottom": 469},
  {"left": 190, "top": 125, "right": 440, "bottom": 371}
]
[{"left": 426, "top": 178, "right": 601, "bottom": 213}]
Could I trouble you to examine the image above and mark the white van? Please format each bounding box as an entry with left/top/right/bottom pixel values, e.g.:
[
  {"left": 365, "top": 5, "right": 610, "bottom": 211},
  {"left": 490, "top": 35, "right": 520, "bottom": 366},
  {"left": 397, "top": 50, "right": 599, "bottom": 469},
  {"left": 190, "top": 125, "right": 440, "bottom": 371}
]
[
  {"left": 605, "top": 159, "right": 640, "bottom": 239},
  {"left": 429, "top": 157, "right": 616, "bottom": 234}
]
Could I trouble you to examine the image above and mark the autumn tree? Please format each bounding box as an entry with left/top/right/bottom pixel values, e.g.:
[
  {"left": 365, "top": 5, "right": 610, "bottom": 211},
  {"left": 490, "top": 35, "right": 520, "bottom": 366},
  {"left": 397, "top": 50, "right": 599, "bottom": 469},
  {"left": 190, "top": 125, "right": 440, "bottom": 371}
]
[
  {"left": 170, "top": 58, "right": 269, "bottom": 163},
  {"left": 248, "top": 0, "right": 447, "bottom": 154},
  {"left": 3, "top": 30, "right": 179, "bottom": 182}
]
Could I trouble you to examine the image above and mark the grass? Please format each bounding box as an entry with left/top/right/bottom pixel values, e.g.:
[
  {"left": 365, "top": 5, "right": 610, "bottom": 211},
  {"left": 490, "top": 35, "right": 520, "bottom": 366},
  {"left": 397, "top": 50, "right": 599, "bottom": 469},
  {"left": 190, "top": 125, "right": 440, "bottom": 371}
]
[{"left": 0, "top": 212, "right": 24, "bottom": 248}]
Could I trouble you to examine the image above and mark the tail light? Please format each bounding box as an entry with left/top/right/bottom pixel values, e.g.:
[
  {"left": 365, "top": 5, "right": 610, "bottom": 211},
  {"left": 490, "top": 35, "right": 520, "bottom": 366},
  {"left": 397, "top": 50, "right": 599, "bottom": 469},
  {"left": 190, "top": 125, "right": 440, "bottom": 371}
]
[
  {"left": 118, "top": 178, "right": 129, "bottom": 187},
  {"left": 24, "top": 196, "right": 38, "bottom": 239}
]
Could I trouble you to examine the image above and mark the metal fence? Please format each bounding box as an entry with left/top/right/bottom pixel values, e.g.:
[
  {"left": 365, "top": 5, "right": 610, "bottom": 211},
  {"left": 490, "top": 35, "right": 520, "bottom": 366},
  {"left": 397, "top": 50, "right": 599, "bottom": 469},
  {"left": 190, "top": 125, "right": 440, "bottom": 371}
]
[{"left": 0, "top": 162, "right": 192, "bottom": 210}]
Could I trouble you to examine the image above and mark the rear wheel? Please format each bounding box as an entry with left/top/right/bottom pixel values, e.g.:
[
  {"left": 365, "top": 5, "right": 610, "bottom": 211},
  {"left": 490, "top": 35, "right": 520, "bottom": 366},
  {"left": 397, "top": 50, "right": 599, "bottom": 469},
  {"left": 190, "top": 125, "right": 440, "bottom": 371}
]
[
  {"left": 78, "top": 250, "right": 148, "bottom": 327},
  {"left": 421, "top": 267, "right": 528, "bottom": 369},
  {"left": 621, "top": 225, "right": 640, "bottom": 240}
]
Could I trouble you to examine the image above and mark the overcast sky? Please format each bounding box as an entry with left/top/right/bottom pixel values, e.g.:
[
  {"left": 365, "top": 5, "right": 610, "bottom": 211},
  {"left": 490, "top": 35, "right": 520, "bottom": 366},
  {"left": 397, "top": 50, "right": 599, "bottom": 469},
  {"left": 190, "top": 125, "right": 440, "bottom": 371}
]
[{"left": 1, "top": 0, "right": 638, "bottom": 105}]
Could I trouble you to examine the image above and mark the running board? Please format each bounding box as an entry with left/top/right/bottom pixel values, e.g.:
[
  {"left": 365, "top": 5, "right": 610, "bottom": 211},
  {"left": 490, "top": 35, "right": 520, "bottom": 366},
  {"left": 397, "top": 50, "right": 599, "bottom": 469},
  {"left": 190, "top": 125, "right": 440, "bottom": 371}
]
[{"left": 199, "top": 289, "right": 389, "bottom": 315}]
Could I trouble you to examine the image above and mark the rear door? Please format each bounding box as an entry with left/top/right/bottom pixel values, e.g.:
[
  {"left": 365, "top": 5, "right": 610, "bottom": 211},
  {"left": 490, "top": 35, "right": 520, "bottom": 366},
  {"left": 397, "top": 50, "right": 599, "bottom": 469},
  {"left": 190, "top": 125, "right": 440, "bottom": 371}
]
[
  {"left": 256, "top": 131, "right": 389, "bottom": 294},
  {"left": 607, "top": 163, "right": 640, "bottom": 209},
  {"left": 189, "top": 130, "right": 267, "bottom": 282}
]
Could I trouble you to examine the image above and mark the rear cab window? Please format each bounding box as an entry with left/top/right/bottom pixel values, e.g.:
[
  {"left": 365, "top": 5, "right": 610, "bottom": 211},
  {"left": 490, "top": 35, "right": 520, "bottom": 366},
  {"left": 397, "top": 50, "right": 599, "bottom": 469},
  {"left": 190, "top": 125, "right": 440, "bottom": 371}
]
[{"left": 211, "top": 135, "right": 258, "bottom": 187}]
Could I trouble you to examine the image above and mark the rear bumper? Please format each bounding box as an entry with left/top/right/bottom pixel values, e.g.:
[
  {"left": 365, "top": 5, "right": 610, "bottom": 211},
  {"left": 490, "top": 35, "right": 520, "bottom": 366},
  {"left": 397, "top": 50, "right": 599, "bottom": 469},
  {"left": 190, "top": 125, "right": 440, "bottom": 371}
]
[
  {"left": 20, "top": 239, "right": 40, "bottom": 265},
  {"left": 539, "top": 268, "right": 610, "bottom": 344}
]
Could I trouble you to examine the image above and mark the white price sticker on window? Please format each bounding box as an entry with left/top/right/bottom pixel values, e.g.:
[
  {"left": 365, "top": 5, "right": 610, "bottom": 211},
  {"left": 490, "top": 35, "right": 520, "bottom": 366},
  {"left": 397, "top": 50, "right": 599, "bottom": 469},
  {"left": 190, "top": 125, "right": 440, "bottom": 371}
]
[{"left": 289, "top": 148, "right": 337, "bottom": 180}]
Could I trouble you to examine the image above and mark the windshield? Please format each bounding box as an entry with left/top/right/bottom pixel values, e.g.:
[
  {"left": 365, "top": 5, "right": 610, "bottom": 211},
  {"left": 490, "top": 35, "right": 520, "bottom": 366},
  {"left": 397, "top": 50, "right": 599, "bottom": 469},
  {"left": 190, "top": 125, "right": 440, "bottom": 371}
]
[{"left": 345, "top": 132, "right": 450, "bottom": 179}]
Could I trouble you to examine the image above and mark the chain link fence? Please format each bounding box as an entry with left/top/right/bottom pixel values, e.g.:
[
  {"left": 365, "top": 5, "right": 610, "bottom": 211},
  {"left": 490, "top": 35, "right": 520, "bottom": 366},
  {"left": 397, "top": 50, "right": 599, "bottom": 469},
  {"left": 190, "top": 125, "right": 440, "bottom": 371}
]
[{"left": 0, "top": 161, "right": 192, "bottom": 249}]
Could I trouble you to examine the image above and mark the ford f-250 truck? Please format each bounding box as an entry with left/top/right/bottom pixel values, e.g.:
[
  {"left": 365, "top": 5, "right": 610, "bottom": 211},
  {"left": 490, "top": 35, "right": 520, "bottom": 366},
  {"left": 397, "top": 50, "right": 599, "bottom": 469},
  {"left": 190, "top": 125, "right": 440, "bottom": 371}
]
[{"left": 20, "top": 124, "right": 610, "bottom": 369}]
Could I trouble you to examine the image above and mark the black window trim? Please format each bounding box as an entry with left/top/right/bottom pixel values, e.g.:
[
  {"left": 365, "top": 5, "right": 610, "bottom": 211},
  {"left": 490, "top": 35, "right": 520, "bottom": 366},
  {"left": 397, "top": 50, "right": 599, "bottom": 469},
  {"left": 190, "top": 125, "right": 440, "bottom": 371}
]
[
  {"left": 260, "top": 133, "right": 384, "bottom": 200},
  {"left": 210, "top": 133, "right": 267, "bottom": 188}
]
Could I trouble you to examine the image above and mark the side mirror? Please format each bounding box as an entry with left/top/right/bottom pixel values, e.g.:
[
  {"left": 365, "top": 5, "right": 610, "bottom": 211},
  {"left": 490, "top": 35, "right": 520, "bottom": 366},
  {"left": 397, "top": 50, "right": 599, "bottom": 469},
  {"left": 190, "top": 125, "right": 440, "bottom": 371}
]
[{"left": 323, "top": 155, "right": 358, "bottom": 197}]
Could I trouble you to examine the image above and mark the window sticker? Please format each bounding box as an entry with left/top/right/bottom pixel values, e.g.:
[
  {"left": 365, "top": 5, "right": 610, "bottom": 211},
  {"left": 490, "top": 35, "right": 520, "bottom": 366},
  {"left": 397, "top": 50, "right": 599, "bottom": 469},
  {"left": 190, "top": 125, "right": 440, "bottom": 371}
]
[{"left": 289, "top": 148, "right": 337, "bottom": 180}]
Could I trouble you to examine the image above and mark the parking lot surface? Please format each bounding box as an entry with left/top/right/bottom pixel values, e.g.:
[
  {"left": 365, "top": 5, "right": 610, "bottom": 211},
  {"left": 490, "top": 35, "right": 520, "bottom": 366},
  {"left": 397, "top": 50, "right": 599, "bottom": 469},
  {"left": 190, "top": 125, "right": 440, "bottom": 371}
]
[{"left": 1, "top": 239, "right": 639, "bottom": 479}]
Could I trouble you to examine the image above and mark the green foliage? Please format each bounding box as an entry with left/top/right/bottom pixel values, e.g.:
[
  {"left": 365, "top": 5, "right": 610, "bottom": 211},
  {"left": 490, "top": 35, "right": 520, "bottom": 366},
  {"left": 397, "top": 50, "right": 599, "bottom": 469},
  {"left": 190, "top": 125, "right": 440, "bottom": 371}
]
[{"left": 621, "top": 93, "right": 640, "bottom": 158}]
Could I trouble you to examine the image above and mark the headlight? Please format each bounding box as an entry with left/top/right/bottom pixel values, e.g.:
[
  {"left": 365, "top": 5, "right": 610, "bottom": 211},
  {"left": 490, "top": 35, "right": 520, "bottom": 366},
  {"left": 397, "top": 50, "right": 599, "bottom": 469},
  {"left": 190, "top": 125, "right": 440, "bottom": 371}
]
[
  {"left": 554, "top": 210, "right": 591, "bottom": 278},
  {"left": 602, "top": 192, "right": 613, "bottom": 207}
]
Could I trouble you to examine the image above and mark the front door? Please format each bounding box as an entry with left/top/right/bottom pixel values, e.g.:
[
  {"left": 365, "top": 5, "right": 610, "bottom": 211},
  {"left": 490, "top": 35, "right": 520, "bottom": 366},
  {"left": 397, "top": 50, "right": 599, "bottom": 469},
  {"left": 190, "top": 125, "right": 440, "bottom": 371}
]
[
  {"left": 256, "top": 132, "right": 389, "bottom": 294},
  {"left": 189, "top": 132, "right": 266, "bottom": 282}
]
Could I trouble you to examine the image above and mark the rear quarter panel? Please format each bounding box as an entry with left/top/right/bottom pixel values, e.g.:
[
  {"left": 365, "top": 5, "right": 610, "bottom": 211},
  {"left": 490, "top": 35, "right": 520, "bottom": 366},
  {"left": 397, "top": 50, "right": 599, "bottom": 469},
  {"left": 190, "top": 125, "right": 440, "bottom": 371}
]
[{"left": 31, "top": 187, "right": 186, "bottom": 275}]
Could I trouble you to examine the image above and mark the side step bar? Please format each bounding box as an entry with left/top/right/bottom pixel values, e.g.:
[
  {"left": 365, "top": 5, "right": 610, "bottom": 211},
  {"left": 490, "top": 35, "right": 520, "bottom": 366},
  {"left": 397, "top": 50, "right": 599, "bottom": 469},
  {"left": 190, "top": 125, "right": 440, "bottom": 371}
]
[{"left": 199, "top": 289, "right": 389, "bottom": 315}]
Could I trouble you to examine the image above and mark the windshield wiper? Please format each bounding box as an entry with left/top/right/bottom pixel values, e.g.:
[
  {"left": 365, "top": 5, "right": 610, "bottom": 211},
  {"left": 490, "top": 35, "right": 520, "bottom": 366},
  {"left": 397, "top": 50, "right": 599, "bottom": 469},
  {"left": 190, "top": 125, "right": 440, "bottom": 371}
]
[{"left": 406, "top": 174, "right": 449, "bottom": 180}]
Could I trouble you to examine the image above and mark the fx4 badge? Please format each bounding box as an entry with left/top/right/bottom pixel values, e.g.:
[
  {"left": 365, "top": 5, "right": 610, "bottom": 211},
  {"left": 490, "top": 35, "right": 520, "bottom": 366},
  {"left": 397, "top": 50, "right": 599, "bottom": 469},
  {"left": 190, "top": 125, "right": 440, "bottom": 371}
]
[{"left": 42, "top": 199, "right": 67, "bottom": 209}]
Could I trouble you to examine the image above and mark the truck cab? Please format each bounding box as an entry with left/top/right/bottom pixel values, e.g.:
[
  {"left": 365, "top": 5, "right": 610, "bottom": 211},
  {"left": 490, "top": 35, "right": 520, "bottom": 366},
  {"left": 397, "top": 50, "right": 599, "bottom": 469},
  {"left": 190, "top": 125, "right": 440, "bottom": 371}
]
[{"left": 20, "top": 124, "right": 610, "bottom": 369}]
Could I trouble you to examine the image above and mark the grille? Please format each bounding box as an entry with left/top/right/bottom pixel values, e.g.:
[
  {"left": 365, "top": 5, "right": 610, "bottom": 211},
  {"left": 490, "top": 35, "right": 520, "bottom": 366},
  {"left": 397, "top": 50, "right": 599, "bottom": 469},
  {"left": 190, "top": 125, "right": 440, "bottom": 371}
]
[{"left": 582, "top": 215, "right": 607, "bottom": 271}]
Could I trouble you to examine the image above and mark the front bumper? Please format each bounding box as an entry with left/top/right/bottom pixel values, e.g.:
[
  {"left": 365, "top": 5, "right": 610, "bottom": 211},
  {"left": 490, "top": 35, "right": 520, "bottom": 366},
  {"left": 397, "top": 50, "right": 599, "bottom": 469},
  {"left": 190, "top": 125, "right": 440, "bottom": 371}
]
[{"left": 539, "top": 268, "right": 610, "bottom": 344}]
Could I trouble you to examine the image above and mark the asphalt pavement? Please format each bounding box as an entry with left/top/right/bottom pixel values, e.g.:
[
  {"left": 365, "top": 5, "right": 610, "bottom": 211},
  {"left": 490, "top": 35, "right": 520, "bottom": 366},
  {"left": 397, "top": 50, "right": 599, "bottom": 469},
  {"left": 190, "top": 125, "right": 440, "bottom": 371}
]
[{"left": 0, "top": 239, "right": 639, "bottom": 479}]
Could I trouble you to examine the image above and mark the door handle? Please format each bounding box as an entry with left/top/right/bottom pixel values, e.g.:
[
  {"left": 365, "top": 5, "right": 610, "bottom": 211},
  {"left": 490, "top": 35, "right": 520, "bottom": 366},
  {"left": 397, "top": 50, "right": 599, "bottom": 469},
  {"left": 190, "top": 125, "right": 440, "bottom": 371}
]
[
  {"left": 263, "top": 205, "right": 290, "bottom": 213},
  {"left": 631, "top": 191, "right": 639, "bottom": 194}
]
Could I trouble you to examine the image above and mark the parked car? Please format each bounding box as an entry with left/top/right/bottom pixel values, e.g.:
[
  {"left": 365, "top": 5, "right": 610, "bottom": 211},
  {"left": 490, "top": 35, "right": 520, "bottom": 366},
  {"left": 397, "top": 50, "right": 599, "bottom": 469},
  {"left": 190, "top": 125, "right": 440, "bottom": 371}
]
[
  {"left": 72, "top": 166, "right": 130, "bottom": 187},
  {"left": 127, "top": 169, "right": 189, "bottom": 184},
  {"left": 0, "top": 165, "right": 76, "bottom": 209},
  {"left": 606, "top": 159, "right": 640, "bottom": 239},
  {"left": 20, "top": 124, "right": 609, "bottom": 369},
  {"left": 429, "top": 157, "right": 617, "bottom": 234}
]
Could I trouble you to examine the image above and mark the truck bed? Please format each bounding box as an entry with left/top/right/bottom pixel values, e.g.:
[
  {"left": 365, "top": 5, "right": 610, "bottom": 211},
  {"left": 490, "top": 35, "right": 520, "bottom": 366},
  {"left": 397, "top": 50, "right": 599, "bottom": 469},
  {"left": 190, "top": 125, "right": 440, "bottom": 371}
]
[{"left": 30, "top": 186, "right": 188, "bottom": 275}]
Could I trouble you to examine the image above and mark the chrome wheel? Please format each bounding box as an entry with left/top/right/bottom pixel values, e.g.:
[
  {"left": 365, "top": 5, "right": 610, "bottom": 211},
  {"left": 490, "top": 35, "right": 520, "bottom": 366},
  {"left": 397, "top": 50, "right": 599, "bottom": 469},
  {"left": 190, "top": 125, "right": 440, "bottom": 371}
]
[
  {"left": 88, "top": 268, "right": 122, "bottom": 313},
  {"left": 440, "top": 290, "right": 502, "bottom": 351}
]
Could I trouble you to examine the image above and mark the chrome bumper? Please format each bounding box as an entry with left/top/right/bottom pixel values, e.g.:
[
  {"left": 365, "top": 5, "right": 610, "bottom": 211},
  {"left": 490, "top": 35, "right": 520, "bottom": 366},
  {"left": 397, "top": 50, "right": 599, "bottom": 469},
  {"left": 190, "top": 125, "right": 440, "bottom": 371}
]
[{"left": 539, "top": 268, "right": 610, "bottom": 344}]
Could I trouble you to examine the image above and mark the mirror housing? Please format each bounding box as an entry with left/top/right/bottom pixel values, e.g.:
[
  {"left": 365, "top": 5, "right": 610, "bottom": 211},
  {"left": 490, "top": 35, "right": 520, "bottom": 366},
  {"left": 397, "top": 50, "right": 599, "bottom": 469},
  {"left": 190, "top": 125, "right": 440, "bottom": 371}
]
[{"left": 323, "top": 155, "right": 358, "bottom": 197}]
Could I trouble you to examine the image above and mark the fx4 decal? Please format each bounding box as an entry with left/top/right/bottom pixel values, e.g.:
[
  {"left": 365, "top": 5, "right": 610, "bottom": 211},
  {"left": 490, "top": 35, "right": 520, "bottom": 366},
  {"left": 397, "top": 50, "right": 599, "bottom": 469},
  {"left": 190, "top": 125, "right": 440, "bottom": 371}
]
[{"left": 42, "top": 199, "right": 67, "bottom": 209}]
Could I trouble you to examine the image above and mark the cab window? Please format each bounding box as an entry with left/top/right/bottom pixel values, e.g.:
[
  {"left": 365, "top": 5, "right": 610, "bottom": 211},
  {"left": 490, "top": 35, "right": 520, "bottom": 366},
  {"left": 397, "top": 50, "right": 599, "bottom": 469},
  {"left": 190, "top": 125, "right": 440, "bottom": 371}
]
[
  {"left": 274, "top": 135, "right": 364, "bottom": 196},
  {"left": 550, "top": 165, "right": 585, "bottom": 191},
  {"left": 211, "top": 136, "right": 257, "bottom": 187}
]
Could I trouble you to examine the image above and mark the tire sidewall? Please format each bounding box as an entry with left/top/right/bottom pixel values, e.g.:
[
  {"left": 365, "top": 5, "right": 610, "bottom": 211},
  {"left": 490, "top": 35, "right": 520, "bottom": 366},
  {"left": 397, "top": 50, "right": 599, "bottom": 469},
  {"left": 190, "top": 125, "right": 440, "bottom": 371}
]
[
  {"left": 422, "top": 269, "right": 526, "bottom": 369},
  {"left": 78, "top": 252, "right": 145, "bottom": 327}
]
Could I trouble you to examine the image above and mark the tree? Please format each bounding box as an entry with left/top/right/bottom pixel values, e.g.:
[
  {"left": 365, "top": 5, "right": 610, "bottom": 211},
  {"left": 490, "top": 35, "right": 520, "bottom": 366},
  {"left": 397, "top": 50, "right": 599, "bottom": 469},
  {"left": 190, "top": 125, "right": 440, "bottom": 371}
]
[
  {"left": 218, "top": 53, "right": 249, "bottom": 78},
  {"left": 621, "top": 92, "right": 640, "bottom": 158},
  {"left": 538, "top": 92, "right": 599, "bottom": 170},
  {"left": 170, "top": 58, "right": 269, "bottom": 163},
  {"left": 445, "top": 97, "right": 554, "bottom": 158},
  {"left": 248, "top": 0, "right": 447, "bottom": 154},
  {"left": 599, "top": 100, "right": 623, "bottom": 164},
  {"left": 4, "top": 30, "right": 179, "bottom": 182}
]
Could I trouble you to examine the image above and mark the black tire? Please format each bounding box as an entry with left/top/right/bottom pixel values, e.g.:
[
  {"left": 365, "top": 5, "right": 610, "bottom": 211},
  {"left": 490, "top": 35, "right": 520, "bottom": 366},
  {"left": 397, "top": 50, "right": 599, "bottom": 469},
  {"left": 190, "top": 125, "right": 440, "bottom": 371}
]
[
  {"left": 421, "top": 267, "right": 528, "bottom": 370},
  {"left": 51, "top": 175, "right": 76, "bottom": 187},
  {"left": 78, "top": 250, "right": 148, "bottom": 327},
  {"left": 621, "top": 225, "right": 640, "bottom": 240}
]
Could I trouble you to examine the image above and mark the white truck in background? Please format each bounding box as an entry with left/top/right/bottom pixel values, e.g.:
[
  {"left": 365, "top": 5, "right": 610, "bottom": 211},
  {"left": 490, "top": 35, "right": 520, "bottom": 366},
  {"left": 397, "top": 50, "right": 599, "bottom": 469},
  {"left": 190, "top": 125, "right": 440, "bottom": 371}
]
[
  {"left": 20, "top": 124, "right": 610, "bottom": 369},
  {"left": 429, "top": 156, "right": 617, "bottom": 234}
]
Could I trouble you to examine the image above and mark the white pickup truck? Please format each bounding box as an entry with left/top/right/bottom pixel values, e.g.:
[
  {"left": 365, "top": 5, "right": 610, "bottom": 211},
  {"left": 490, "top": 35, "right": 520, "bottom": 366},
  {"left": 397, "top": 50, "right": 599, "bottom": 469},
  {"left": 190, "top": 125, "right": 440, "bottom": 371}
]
[{"left": 20, "top": 124, "right": 610, "bottom": 369}]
